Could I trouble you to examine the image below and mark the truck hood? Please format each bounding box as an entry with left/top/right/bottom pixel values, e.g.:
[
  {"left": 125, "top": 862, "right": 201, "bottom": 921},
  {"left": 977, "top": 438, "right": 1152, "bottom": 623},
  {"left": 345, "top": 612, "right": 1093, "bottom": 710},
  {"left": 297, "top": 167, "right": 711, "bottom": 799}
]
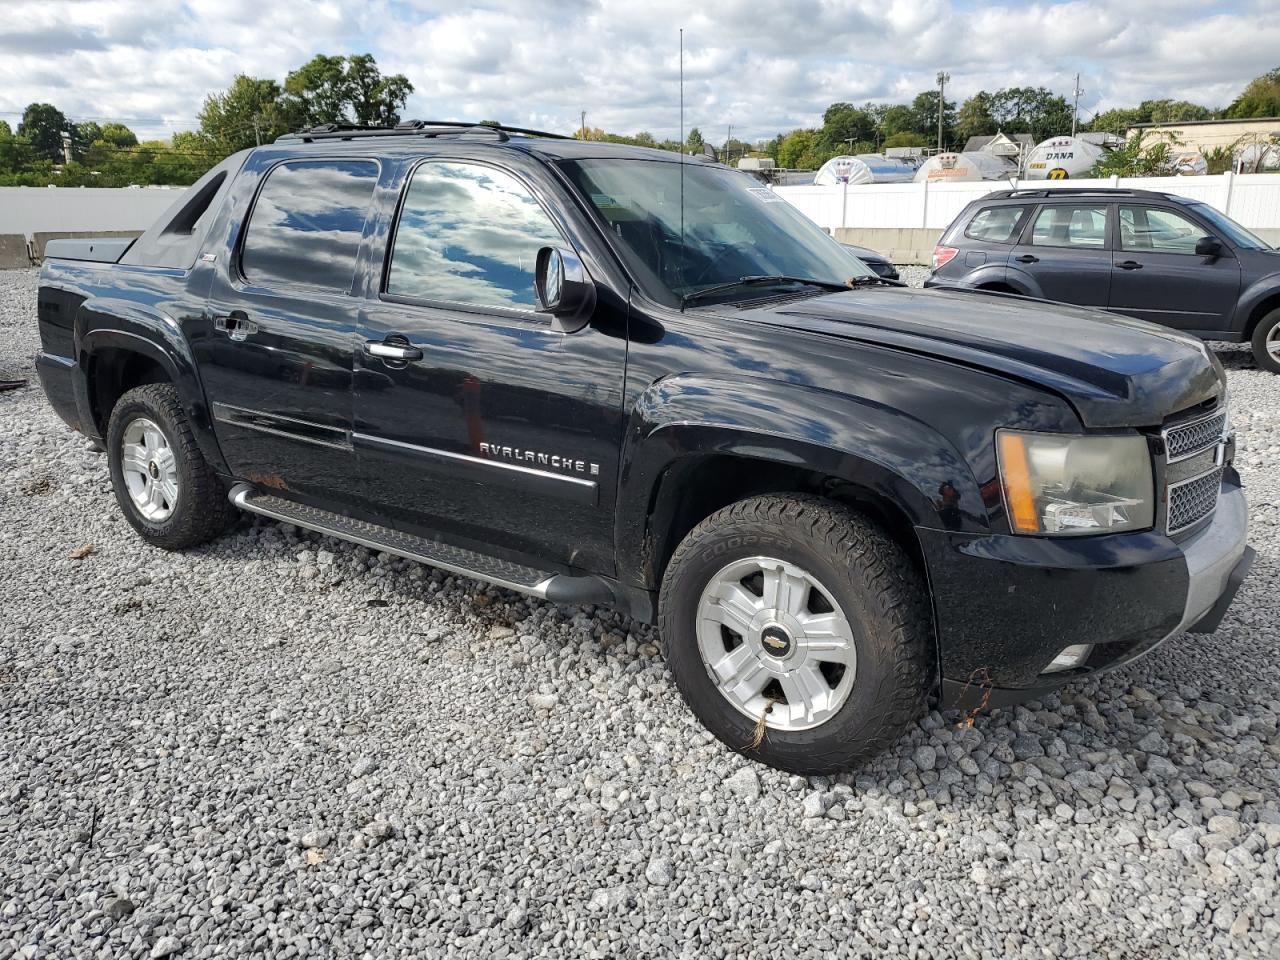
[{"left": 744, "top": 286, "right": 1224, "bottom": 428}]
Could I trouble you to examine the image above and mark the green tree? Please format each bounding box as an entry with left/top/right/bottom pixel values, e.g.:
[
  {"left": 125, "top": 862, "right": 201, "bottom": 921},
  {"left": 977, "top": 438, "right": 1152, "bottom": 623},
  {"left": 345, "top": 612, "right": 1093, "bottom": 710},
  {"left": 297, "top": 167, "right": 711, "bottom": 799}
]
[
  {"left": 71, "top": 121, "right": 102, "bottom": 160},
  {"left": 17, "top": 103, "right": 70, "bottom": 163},
  {"left": 777, "top": 129, "right": 819, "bottom": 168},
  {"left": 954, "top": 92, "right": 997, "bottom": 144},
  {"left": 282, "top": 53, "right": 413, "bottom": 128},
  {"left": 877, "top": 104, "right": 917, "bottom": 140},
  {"left": 99, "top": 123, "right": 138, "bottom": 148},
  {"left": 1144, "top": 99, "right": 1214, "bottom": 123},
  {"left": 882, "top": 131, "right": 930, "bottom": 148},
  {"left": 1227, "top": 67, "right": 1280, "bottom": 118},
  {"left": 1089, "top": 107, "right": 1141, "bottom": 136},
  {"left": 989, "top": 87, "right": 1072, "bottom": 141},
  {"left": 909, "top": 90, "right": 955, "bottom": 146},
  {"left": 1089, "top": 99, "right": 1214, "bottom": 136},
  {"left": 0, "top": 121, "right": 24, "bottom": 174},
  {"left": 1090, "top": 131, "right": 1177, "bottom": 177},
  {"left": 686, "top": 127, "right": 704, "bottom": 150},
  {"left": 820, "top": 101, "right": 875, "bottom": 151},
  {"left": 199, "top": 75, "right": 292, "bottom": 152}
]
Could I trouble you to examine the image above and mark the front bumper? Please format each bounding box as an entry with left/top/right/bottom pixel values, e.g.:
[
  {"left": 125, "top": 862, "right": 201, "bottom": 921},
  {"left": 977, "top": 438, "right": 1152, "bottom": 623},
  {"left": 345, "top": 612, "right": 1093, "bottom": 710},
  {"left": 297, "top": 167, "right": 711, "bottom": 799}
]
[{"left": 923, "top": 474, "right": 1251, "bottom": 710}]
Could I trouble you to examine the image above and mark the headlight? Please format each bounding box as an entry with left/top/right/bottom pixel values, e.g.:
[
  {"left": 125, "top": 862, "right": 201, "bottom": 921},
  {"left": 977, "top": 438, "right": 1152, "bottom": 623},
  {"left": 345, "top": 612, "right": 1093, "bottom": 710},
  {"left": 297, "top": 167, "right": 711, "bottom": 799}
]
[{"left": 996, "top": 430, "right": 1154, "bottom": 536}]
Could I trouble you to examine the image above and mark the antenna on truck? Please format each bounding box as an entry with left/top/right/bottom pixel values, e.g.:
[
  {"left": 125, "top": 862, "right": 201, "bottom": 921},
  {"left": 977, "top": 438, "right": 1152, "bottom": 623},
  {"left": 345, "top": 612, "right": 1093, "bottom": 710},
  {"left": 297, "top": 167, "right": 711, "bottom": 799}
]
[{"left": 679, "top": 27, "right": 686, "bottom": 310}]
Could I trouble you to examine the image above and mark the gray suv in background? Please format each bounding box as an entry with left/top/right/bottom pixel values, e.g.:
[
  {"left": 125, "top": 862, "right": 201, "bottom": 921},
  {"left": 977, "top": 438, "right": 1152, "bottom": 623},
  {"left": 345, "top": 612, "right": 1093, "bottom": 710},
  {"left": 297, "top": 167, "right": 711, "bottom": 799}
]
[{"left": 925, "top": 188, "right": 1280, "bottom": 373}]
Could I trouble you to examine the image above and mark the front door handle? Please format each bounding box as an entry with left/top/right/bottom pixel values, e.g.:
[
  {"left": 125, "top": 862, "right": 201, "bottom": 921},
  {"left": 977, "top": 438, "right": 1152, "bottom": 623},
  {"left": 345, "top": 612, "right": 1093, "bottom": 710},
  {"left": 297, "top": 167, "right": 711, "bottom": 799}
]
[
  {"left": 1117, "top": 260, "right": 1143, "bottom": 270},
  {"left": 1014, "top": 254, "right": 1039, "bottom": 264},
  {"left": 365, "top": 339, "right": 424, "bottom": 362}
]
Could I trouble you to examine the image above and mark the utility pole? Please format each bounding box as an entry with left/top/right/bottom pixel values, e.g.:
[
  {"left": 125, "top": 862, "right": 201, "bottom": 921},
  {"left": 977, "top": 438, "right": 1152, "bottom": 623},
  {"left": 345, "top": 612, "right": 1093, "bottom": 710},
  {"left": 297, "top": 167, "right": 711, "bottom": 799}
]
[
  {"left": 726, "top": 124, "right": 732, "bottom": 162},
  {"left": 935, "top": 71, "right": 950, "bottom": 152},
  {"left": 580, "top": 111, "right": 586, "bottom": 140},
  {"left": 1071, "top": 74, "right": 1084, "bottom": 137},
  {"left": 252, "top": 115, "right": 262, "bottom": 146}
]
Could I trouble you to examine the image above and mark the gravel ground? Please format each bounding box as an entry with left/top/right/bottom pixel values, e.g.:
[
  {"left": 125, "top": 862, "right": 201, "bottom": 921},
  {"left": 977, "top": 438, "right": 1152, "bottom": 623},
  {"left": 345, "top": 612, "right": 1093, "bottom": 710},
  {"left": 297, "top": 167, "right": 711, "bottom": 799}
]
[{"left": 2, "top": 266, "right": 1278, "bottom": 960}]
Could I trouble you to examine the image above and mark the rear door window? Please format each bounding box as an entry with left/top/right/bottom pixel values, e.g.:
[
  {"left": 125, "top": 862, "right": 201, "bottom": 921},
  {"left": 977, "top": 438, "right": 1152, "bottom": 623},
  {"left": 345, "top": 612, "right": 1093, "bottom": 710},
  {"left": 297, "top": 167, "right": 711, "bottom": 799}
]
[
  {"left": 241, "top": 159, "right": 379, "bottom": 292},
  {"left": 964, "top": 205, "right": 1028, "bottom": 243},
  {"left": 1029, "top": 204, "right": 1108, "bottom": 249}
]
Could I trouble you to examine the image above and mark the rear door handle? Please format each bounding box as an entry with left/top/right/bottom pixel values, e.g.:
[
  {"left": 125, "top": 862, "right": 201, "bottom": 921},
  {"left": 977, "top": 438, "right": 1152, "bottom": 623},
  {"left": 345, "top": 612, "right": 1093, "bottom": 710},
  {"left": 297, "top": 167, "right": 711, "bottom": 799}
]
[
  {"left": 212, "top": 310, "right": 257, "bottom": 341},
  {"left": 1117, "top": 260, "right": 1143, "bottom": 270},
  {"left": 1014, "top": 254, "right": 1039, "bottom": 264},
  {"left": 365, "top": 339, "right": 424, "bottom": 362}
]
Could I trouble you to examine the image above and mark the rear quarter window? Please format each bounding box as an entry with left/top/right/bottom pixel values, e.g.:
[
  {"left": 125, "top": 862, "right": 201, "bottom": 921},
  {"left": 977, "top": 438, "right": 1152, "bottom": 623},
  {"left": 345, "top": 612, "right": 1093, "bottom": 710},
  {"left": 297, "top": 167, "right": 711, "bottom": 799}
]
[
  {"left": 240, "top": 159, "right": 379, "bottom": 292},
  {"left": 964, "top": 205, "right": 1028, "bottom": 244}
]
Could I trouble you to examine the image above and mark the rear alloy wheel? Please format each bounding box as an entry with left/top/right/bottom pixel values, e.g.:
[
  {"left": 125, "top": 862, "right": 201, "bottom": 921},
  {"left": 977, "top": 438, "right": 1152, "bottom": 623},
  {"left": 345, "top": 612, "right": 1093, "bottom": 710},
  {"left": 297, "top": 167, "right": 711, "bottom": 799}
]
[
  {"left": 107, "top": 383, "right": 236, "bottom": 550},
  {"left": 660, "top": 494, "right": 932, "bottom": 774},
  {"left": 1251, "top": 308, "right": 1280, "bottom": 375},
  {"left": 119, "top": 416, "right": 180, "bottom": 522}
]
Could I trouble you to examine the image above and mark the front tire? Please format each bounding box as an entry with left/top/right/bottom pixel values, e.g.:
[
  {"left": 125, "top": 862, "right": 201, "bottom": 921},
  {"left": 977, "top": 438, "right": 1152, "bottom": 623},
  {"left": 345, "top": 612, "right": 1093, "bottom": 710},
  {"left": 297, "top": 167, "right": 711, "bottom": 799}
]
[
  {"left": 1251, "top": 308, "right": 1280, "bottom": 374},
  {"left": 106, "top": 383, "right": 235, "bottom": 550},
  {"left": 659, "top": 494, "right": 932, "bottom": 774}
]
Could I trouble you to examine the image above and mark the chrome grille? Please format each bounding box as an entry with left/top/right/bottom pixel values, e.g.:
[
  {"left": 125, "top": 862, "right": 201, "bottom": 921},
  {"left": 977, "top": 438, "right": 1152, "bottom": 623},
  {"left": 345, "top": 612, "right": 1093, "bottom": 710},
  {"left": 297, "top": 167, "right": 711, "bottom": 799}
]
[
  {"left": 1164, "top": 411, "right": 1227, "bottom": 461},
  {"left": 1168, "top": 467, "right": 1225, "bottom": 534}
]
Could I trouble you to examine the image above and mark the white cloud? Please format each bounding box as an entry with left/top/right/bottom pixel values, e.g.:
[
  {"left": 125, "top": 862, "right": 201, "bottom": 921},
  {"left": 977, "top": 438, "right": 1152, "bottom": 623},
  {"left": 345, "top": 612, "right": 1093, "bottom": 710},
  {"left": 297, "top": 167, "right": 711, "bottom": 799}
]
[{"left": 0, "top": 0, "right": 1272, "bottom": 142}]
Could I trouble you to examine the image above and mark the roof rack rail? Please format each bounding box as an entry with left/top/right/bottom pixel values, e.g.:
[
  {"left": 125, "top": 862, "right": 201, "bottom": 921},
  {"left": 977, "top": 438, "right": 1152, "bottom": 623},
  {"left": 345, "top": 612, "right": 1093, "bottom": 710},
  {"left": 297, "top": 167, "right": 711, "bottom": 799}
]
[
  {"left": 276, "top": 120, "right": 571, "bottom": 143},
  {"left": 990, "top": 187, "right": 1171, "bottom": 200}
]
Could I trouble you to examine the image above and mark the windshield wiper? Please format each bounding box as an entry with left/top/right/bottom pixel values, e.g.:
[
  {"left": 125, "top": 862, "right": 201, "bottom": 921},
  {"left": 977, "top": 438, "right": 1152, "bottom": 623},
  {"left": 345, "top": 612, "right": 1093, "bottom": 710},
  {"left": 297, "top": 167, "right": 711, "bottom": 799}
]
[
  {"left": 681, "top": 274, "right": 851, "bottom": 306},
  {"left": 847, "top": 274, "right": 906, "bottom": 288}
]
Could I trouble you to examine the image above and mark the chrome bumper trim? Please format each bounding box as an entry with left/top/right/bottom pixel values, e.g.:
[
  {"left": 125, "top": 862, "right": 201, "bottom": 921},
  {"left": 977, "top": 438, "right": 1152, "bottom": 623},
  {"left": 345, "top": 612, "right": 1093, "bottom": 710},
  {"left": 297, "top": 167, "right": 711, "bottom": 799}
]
[{"left": 1172, "top": 482, "right": 1248, "bottom": 635}]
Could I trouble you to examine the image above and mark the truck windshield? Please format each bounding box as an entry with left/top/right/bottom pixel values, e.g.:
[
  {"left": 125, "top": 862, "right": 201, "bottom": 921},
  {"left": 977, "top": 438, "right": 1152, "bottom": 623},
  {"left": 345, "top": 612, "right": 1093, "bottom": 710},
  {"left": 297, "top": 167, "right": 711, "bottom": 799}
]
[
  {"left": 559, "top": 158, "right": 874, "bottom": 307},
  {"left": 1188, "top": 202, "right": 1271, "bottom": 251}
]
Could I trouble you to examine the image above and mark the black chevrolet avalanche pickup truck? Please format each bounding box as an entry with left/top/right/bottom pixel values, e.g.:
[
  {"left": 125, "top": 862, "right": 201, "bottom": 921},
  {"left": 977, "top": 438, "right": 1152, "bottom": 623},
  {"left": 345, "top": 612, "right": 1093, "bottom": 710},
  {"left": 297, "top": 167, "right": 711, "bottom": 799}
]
[{"left": 35, "top": 121, "right": 1254, "bottom": 774}]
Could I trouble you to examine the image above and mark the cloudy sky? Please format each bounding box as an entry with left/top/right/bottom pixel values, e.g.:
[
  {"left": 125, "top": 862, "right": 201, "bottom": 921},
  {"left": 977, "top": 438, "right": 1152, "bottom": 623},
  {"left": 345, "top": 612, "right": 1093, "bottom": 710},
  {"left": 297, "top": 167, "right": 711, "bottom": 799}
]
[{"left": 0, "top": 0, "right": 1276, "bottom": 144}]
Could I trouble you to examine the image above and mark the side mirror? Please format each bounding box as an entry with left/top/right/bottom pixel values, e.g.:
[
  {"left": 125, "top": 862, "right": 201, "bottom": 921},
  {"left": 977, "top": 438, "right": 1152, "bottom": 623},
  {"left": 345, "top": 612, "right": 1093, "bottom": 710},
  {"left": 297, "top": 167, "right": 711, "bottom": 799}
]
[
  {"left": 1195, "top": 235, "right": 1223, "bottom": 260},
  {"left": 535, "top": 246, "right": 595, "bottom": 333}
]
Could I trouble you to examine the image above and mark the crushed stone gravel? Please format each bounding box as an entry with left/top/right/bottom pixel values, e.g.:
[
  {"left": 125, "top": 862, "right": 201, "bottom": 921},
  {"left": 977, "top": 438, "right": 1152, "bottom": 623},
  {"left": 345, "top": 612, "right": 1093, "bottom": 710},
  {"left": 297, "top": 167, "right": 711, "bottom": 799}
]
[{"left": 1, "top": 266, "right": 1277, "bottom": 958}]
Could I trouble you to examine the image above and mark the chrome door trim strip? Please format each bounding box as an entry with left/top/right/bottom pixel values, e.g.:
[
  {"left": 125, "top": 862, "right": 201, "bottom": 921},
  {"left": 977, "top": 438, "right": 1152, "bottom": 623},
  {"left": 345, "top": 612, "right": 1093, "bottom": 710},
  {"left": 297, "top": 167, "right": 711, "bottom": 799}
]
[
  {"left": 351, "top": 432, "right": 598, "bottom": 490},
  {"left": 211, "top": 402, "right": 353, "bottom": 451}
]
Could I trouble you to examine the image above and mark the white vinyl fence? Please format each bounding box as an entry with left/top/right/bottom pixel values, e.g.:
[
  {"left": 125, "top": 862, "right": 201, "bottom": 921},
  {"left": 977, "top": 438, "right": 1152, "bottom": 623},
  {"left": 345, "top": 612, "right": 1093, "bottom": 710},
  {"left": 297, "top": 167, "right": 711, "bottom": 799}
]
[
  {"left": 772, "top": 172, "right": 1280, "bottom": 233},
  {"left": 0, "top": 186, "right": 179, "bottom": 239}
]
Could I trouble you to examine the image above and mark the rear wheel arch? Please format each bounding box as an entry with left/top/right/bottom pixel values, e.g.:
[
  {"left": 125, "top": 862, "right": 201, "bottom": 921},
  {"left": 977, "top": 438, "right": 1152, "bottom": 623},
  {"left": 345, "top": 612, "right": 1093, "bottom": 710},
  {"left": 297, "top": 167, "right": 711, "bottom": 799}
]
[
  {"left": 78, "top": 325, "right": 228, "bottom": 474},
  {"left": 85, "top": 343, "right": 174, "bottom": 436},
  {"left": 977, "top": 281, "right": 1019, "bottom": 294}
]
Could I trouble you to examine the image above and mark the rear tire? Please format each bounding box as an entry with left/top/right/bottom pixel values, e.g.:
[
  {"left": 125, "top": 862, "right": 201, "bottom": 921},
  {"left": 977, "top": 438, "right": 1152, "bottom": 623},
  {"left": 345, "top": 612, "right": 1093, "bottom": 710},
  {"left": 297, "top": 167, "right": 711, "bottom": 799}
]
[
  {"left": 658, "top": 494, "right": 932, "bottom": 774},
  {"left": 106, "top": 383, "right": 235, "bottom": 550},
  {"left": 1250, "top": 308, "right": 1280, "bottom": 374}
]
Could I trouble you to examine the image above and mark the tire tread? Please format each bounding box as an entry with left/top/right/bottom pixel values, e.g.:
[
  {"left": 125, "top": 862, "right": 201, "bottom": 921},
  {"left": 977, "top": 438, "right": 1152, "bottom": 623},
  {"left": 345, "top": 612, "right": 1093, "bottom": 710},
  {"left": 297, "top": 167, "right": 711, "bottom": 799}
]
[{"left": 659, "top": 493, "right": 933, "bottom": 773}]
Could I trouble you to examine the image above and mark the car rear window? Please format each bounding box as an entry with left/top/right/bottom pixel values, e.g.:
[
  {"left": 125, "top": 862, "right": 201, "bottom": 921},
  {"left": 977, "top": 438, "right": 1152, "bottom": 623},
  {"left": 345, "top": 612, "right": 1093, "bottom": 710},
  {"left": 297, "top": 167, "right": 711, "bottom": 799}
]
[
  {"left": 241, "top": 159, "right": 379, "bottom": 292},
  {"left": 1029, "top": 204, "right": 1108, "bottom": 249},
  {"left": 964, "top": 205, "right": 1028, "bottom": 244}
]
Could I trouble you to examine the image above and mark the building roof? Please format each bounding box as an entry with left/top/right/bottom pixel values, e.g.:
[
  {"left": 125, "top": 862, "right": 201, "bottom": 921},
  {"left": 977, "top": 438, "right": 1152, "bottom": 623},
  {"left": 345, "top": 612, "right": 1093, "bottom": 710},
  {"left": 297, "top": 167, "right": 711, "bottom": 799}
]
[
  {"left": 963, "top": 132, "right": 1035, "bottom": 153},
  {"left": 1129, "top": 116, "right": 1280, "bottom": 129}
]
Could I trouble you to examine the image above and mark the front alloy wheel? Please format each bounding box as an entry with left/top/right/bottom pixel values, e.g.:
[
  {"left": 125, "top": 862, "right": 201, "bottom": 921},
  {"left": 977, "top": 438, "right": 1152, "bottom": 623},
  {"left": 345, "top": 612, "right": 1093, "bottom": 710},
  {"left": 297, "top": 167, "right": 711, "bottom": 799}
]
[
  {"left": 660, "top": 494, "right": 932, "bottom": 774},
  {"left": 697, "top": 556, "right": 857, "bottom": 731}
]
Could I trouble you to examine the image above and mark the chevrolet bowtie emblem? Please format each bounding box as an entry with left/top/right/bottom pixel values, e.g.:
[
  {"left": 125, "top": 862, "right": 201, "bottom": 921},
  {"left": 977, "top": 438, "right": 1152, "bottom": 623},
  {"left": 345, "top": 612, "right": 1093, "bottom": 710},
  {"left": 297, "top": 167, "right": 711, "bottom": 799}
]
[{"left": 763, "top": 634, "right": 788, "bottom": 650}]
